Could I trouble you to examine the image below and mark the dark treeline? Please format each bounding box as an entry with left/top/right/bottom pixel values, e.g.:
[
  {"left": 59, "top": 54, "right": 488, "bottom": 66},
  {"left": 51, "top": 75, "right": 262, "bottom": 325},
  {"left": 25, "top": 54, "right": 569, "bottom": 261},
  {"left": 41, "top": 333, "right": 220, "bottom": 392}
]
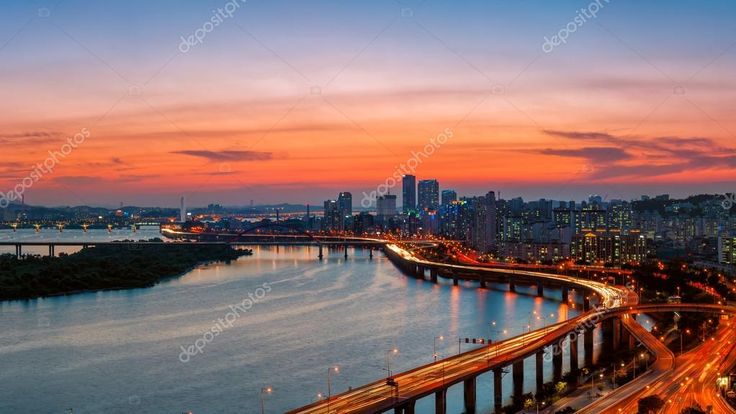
[{"left": 0, "top": 240, "right": 251, "bottom": 300}]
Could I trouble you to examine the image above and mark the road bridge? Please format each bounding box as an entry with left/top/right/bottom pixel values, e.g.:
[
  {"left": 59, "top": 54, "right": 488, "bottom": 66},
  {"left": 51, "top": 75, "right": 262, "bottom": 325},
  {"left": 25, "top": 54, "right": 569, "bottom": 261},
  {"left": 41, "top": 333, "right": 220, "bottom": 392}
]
[{"left": 288, "top": 244, "right": 736, "bottom": 414}]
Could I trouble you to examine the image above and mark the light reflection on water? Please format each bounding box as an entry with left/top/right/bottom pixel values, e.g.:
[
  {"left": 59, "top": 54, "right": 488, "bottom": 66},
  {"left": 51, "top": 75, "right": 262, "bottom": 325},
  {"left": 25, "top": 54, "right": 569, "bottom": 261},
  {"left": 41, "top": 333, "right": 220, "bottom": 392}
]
[{"left": 0, "top": 231, "right": 581, "bottom": 413}]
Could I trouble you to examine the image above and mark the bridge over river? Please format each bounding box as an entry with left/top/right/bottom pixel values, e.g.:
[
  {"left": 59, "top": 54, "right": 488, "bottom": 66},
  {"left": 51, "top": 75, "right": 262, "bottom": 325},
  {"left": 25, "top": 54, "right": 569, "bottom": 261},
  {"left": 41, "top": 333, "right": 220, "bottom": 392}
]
[{"left": 287, "top": 244, "right": 735, "bottom": 414}]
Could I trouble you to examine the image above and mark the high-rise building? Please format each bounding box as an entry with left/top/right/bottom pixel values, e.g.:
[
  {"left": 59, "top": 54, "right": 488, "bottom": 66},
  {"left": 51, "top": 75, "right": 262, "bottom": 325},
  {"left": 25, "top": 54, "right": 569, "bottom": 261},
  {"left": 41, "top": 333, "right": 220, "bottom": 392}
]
[
  {"left": 439, "top": 200, "right": 470, "bottom": 240},
  {"left": 719, "top": 236, "right": 736, "bottom": 264},
  {"left": 179, "top": 196, "right": 186, "bottom": 222},
  {"left": 353, "top": 212, "right": 375, "bottom": 235},
  {"left": 337, "top": 192, "right": 352, "bottom": 230},
  {"left": 337, "top": 192, "right": 352, "bottom": 217},
  {"left": 571, "top": 230, "right": 647, "bottom": 264},
  {"left": 464, "top": 191, "right": 497, "bottom": 252},
  {"left": 608, "top": 201, "right": 634, "bottom": 233},
  {"left": 418, "top": 179, "right": 439, "bottom": 211},
  {"left": 377, "top": 195, "right": 397, "bottom": 219},
  {"left": 485, "top": 191, "right": 498, "bottom": 251},
  {"left": 322, "top": 200, "right": 340, "bottom": 232},
  {"left": 402, "top": 175, "right": 416, "bottom": 214},
  {"left": 441, "top": 189, "right": 457, "bottom": 206}
]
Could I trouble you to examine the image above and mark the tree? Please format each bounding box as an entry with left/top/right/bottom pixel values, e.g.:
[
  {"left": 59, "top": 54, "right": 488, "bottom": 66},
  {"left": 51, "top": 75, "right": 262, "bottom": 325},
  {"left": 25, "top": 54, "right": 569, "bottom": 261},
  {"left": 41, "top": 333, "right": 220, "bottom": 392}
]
[
  {"left": 680, "top": 405, "right": 706, "bottom": 414},
  {"left": 638, "top": 396, "right": 664, "bottom": 414},
  {"left": 555, "top": 381, "right": 567, "bottom": 395},
  {"left": 524, "top": 398, "right": 534, "bottom": 410}
]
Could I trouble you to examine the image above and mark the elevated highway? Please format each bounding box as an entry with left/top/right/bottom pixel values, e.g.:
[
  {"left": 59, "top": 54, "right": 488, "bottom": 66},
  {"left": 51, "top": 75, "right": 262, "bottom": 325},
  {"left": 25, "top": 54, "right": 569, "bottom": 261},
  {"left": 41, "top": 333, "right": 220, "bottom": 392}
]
[
  {"left": 288, "top": 244, "right": 633, "bottom": 414},
  {"left": 288, "top": 244, "right": 736, "bottom": 414}
]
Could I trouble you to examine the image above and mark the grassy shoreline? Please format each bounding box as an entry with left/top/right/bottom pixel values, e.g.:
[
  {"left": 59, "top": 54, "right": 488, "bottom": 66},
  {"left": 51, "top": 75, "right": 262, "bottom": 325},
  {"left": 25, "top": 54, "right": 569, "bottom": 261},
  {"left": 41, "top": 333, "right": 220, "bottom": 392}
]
[{"left": 0, "top": 240, "right": 252, "bottom": 301}]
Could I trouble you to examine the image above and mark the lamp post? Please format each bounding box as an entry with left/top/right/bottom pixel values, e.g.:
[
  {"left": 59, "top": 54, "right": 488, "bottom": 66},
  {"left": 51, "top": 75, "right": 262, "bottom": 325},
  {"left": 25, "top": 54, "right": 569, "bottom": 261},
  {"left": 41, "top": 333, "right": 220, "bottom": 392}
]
[
  {"left": 386, "top": 348, "right": 399, "bottom": 379},
  {"left": 592, "top": 373, "right": 603, "bottom": 398},
  {"left": 680, "top": 329, "right": 691, "bottom": 355},
  {"left": 633, "top": 356, "right": 637, "bottom": 379},
  {"left": 536, "top": 400, "right": 545, "bottom": 413},
  {"left": 260, "top": 387, "right": 272, "bottom": 414},
  {"left": 589, "top": 370, "right": 598, "bottom": 400},
  {"left": 611, "top": 363, "right": 616, "bottom": 389},
  {"left": 536, "top": 312, "right": 556, "bottom": 335},
  {"left": 327, "top": 366, "right": 339, "bottom": 413},
  {"left": 434, "top": 336, "right": 444, "bottom": 362},
  {"left": 488, "top": 321, "right": 507, "bottom": 360}
]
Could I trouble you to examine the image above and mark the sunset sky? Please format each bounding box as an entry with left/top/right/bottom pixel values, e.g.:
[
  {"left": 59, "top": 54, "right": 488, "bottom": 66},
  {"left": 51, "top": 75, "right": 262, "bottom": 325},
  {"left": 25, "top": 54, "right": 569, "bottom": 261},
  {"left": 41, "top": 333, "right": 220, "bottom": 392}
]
[{"left": 1, "top": 0, "right": 736, "bottom": 207}]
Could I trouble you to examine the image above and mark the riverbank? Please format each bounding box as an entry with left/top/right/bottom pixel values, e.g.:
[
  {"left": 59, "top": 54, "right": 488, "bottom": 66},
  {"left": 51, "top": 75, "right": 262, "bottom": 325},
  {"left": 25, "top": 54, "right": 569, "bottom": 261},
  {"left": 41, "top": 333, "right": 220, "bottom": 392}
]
[{"left": 0, "top": 240, "right": 252, "bottom": 301}]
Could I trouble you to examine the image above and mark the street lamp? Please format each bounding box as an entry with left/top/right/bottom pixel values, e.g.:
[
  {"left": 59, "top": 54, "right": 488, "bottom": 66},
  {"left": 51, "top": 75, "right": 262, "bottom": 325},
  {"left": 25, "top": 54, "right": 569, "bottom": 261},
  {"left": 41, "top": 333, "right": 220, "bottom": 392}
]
[
  {"left": 537, "top": 400, "right": 545, "bottom": 413},
  {"left": 641, "top": 352, "right": 649, "bottom": 370},
  {"left": 434, "top": 336, "right": 444, "bottom": 362},
  {"left": 611, "top": 363, "right": 618, "bottom": 389},
  {"left": 327, "top": 366, "right": 339, "bottom": 413},
  {"left": 590, "top": 372, "right": 603, "bottom": 400},
  {"left": 260, "top": 386, "right": 272, "bottom": 414},
  {"left": 536, "top": 312, "right": 556, "bottom": 335},
  {"left": 633, "top": 356, "right": 638, "bottom": 379},
  {"left": 680, "top": 328, "right": 691, "bottom": 355},
  {"left": 488, "top": 321, "right": 507, "bottom": 359},
  {"left": 386, "top": 348, "right": 399, "bottom": 379}
]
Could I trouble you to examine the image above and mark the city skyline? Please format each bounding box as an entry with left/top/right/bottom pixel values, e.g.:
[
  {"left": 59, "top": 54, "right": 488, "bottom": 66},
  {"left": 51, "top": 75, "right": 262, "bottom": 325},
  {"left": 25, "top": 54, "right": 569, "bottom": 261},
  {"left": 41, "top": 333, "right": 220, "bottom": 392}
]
[
  {"left": 4, "top": 2, "right": 736, "bottom": 413},
  {"left": 1, "top": 1, "right": 736, "bottom": 206}
]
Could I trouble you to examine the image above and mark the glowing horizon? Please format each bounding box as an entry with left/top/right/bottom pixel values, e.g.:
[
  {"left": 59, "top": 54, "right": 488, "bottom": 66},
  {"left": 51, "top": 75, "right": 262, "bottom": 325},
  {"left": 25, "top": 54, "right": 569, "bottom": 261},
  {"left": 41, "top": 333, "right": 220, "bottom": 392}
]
[{"left": 1, "top": 0, "right": 735, "bottom": 207}]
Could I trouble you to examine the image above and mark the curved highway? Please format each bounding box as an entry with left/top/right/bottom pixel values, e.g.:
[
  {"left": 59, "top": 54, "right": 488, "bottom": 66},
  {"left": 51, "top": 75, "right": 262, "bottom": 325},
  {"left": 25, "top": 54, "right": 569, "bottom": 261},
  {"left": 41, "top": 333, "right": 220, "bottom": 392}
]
[
  {"left": 288, "top": 243, "right": 736, "bottom": 414},
  {"left": 288, "top": 244, "right": 631, "bottom": 414}
]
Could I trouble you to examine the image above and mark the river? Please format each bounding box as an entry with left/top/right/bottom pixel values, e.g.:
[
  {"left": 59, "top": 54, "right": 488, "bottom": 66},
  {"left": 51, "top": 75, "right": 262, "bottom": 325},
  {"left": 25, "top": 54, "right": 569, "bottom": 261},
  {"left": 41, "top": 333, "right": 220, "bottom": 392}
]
[{"left": 0, "top": 229, "right": 583, "bottom": 413}]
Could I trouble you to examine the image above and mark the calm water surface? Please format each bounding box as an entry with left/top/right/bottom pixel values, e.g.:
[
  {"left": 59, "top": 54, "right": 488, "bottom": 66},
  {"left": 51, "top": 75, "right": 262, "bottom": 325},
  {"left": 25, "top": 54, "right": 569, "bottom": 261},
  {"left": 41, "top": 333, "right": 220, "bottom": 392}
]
[{"left": 0, "top": 229, "right": 583, "bottom": 413}]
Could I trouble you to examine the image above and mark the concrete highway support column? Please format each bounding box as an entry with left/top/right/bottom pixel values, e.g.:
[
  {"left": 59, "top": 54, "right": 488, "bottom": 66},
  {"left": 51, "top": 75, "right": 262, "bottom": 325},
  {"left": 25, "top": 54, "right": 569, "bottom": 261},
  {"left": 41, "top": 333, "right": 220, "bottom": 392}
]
[
  {"left": 49, "top": 244, "right": 55, "bottom": 257},
  {"left": 435, "top": 389, "right": 447, "bottom": 414},
  {"left": 569, "top": 333, "right": 579, "bottom": 385},
  {"left": 509, "top": 279, "right": 516, "bottom": 293},
  {"left": 612, "top": 318, "right": 621, "bottom": 352},
  {"left": 430, "top": 268, "right": 438, "bottom": 283},
  {"left": 562, "top": 286, "right": 569, "bottom": 303},
  {"left": 395, "top": 400, "right": 415, "bottom": 414},
  {"left": 318, "top": 244, "right": 323, "bottom": 260},
  {"left": 493, "top": 368, "right": 503, "bottom": 413},
  {"left": 584, "top": 328, "right": 594, "bottom": 367},
  {"left": 537, "top": 284, "right": 544, "bottom": 297},
  {"left": 453, "top": 275, "right": 459, "bottom": 286},
  {"left": 536, "top": 350, "right": 544, "bottom": 396},
  {"left": 344, "top": 247, "right": 348, "bottom": 259},
  {"left": 601, "top": 319, "right": 614, "bottom": 355},
  {"left": 369, "top": 248, "right": 373, "bottom": 259},
  {"left": 513, "top": 359, "right": 524, "bottom": 404},
  {"left": 416, "top": 266, "right": 424, "bottom": 279},
  {"left": 479, "top": 275, "right": 487, "bottom": 288},
  {"left": 628, "top": 326, "right": 636, "bottom": 351},
  {"left": 464, "top": 377, "right": 476, "bottom": 414},
  {"left": 583, "top": 296, "right": 590, "bottom": 311},
  {"left": 552, "top": 345, "right": 563, "bottom": 383},
  {"left": 621, "top": 323, "right": 631, "bottom": 351}
]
